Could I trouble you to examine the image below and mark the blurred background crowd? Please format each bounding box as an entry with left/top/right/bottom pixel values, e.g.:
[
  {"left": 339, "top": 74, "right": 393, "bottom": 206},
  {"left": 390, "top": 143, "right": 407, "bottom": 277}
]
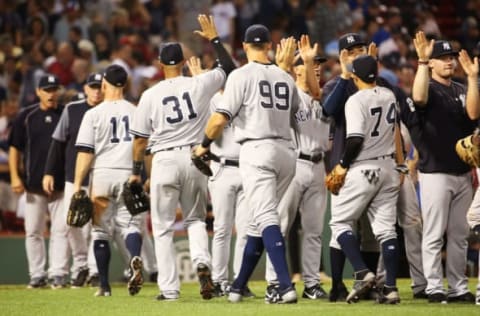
[{"left": 0, "top": 0, "right": 480, "bottom": 276}]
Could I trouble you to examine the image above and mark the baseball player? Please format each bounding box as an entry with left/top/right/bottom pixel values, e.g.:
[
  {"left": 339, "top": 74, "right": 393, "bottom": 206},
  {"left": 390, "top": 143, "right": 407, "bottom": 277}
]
[
  {"left": 193, "top": 27, "right": 313, "bottom": 304},
  {"left": 73, "top": 64, "right": 144, "bottom": 297},
  {"left": 406, "top": 31, "right": 478, "bottom": 303},
  {"left": 264, "top": 50, "right": 330, "bottom": 300},
  {"left": 8, "top": 74, "right": 67, "bottom": 288},
  {"left": 43, "top": 73, "right": 103, "bottom": 287},
  {"left": 129, "top": 15, "right": 236, "bottom": 300},
  {"left": 328, "top": 55, "right": 401, "bottom": 304},
  {"left": 207, "top": 91, "right": 251, "bottom": 297},
  {"left": 322, "top": 33, "right": 426, "bottom": 301}
]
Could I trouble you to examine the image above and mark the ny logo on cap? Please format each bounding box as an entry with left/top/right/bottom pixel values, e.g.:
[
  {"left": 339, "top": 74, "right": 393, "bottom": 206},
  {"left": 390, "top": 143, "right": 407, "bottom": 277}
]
[
  {"left": 48, "top": 76, "right": 55, "bottom": 83},
  {"left": 347, "top": 36, "right": 355, "bottom": 43},
  {"left": 95, "top": 74, "right": 102, "bottom": 80},
  {"left": 443, "top": 42, "right": 451, "bottom": 50}
]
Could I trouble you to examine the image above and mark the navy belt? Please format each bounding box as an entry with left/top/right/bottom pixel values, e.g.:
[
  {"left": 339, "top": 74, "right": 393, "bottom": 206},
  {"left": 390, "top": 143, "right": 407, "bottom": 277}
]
[
  {"left": 356, "top": 153, "right": 395, "bottom": 162},
  {"left": 160, "top": 145, "right": 193, "bottom": 152},
  {"left": 298, "top": 152, "right": 323, "bottom": 163},
  {"left": 224, "top": 159, "right": 239, "bottom": 167}
]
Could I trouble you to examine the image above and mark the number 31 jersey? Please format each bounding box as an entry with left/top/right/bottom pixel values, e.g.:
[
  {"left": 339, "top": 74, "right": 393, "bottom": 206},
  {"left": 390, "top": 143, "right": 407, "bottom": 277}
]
[
  {"left": 216, "top": 62, "right": 300, "bottom": 143},
  {"left": 131, "top": 68, "right": 226, "bottom": 152},
  {"left": 76, "top": 99, "right": 136, "bottom": 169}
]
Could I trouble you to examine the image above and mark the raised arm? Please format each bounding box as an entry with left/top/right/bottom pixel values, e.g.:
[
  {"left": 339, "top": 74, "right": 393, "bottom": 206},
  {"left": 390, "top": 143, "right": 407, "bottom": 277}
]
[
  {"left": 458, "top": 49, "right": 480, "bottom": 119},
  {"left": 275, "top": 37, "right": 297, "bottom": 72},
  {"left": 298, "top": 34, "right": 321, "bottom": 100},
  {"left": 194, "top": 14, "right": 236, "bottom": 75},
  {"left": 412, "top": 31, "right": 434, "bottom": 106}
]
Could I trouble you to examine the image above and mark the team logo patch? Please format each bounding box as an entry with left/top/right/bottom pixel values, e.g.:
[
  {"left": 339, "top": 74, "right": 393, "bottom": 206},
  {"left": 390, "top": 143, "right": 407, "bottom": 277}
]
[
  {"left": 361, "top": 168, "right": 381, "bottom": 185},
  {"left": 45, "top": 115, "right": 52, "bottom": 123}
]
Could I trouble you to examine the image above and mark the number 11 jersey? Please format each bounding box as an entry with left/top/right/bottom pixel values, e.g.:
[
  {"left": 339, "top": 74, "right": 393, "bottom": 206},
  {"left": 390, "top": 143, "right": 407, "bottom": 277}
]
[
  {"left": 131, "top": 68, "right": 226, "bottom": 152},
  {"left": 76, "top": 99, "right": 136, "bottom": 170}
]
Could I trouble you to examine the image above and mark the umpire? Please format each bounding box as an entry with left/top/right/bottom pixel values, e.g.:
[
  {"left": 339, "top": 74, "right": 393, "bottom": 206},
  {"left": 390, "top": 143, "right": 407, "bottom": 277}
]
[{"left": 8, "top": 74, "right": 66, "bottom": 288}]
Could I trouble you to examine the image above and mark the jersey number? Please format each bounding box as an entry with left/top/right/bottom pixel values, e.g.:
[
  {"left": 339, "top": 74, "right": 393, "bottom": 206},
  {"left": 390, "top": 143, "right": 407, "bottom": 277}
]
[
  {"left": 163, "top": 92, "right": 197, "bottom": 124},
  {"left": 369, "top": 103, "right": 396, "bottom": 137},
  {"left": 259, "top": 81, "right": 289, "bottom": 110},
  {"left": 110, "top": 116, "right": 132, "bottom": 143}
]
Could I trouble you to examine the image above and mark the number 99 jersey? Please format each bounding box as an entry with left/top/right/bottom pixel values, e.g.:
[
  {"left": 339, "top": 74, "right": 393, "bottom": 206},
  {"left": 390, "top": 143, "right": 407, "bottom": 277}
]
[
  {"left": 76, "top": 99, "right": 136, "bottom": 169},
  {"left": 216, "top": 62, "right": 300, "bottom": 143}
]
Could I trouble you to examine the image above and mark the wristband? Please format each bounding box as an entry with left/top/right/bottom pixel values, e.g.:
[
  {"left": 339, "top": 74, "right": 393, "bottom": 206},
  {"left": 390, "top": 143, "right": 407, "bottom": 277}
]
[
  {"left": 132, "top": 161, "right": 143, "bottom": 176},
  {"left": 418, "top": 60, "right": 429, "bottom": 65},
  {"left": 211, "top": 37, "right": 220, "bottom": 44},
  {"left": 201, "top": 134, "right": 214, "bottom": 148}
]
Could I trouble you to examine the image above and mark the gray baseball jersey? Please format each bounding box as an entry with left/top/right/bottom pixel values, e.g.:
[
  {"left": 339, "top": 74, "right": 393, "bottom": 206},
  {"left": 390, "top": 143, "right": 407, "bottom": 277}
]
[
  {"left": 345, "top": 86, "right": 396, "bottom": 161},
  {"left": 210, "top": 92, "right": 240, "bottom": 159},
  {"left": 216, "top": 62, "right": 300, "bottom": 143},
  {"left": 293, "top": 89, "right": 330, "bottom": 154},
  {"left": 76, "top": 99, "right": 136, "bottom": 169},
  {"left": 131, "top": 69, "right": 226, "bottom": 150}
]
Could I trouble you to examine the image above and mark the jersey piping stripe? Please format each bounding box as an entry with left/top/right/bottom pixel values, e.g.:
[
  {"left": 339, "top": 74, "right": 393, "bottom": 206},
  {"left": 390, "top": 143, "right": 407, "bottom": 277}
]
[
  {"left": 75, "top": 142, "right": 95, "bottom": 149},
  {"left": 130, "top": 129, "right": 150, "bottom": 138},
  {"left": 215, "top": 109, "right": 233, "bottom": 120},
  {"left": 346, "top": 133, "right": 365, "bottom": 138}
]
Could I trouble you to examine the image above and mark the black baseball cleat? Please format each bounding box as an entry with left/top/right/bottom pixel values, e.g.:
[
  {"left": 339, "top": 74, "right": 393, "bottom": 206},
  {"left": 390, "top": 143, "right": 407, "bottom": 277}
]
[
  {"left": 127, "top": 256, "right": 144, "bottom": 296},
  {"left": 156, "top": 293, "right": 179, "bottom": 301},
  {"left": 447, "top": 292, "right": 475, "bottom": 303},
  {"left": 428, "top": 292, "right": 447, "bottom": 304},
  {"left": 413, "top": 289, "right": 428, "bottom": 299},
  {"left": 265, "top": 284, "right": 279, "bottom": 303},
  {"left": 213, "top": 282, "right": 225, "bottom": 297},
  {"left": 87, "top": 273, "right": 99, "bottom": 287},
  {"left": 27, "top": 277, "right": 48, "bottom": 289},
  {"left": 302, "top": 284, "right": 328, "bottom": 299},
  {"left": 197, "top": 263, "right": 214, "bottom": 300},
  {"left": 242, "top": 285, "right": 256, "bottom": 298},
  {"left": 51, "top": 276, "right": 67, "bottom": 289},
  {"left": 265, "top": 285, "right": 297, "bottom": 304},
  {"left": 346, "top": 270, "right": 376, "bottom": 303},
  {"left": 376, "top": 286, "right": 400, "bottom": 304},
  {"left": 71, "top": 267, "right": 89, "bottom": 288},
  {"left": 95, "top": 286, "right": 112, "bottom": 297},
  {"left": 149, "top": 272, "right": 158, "bottom": 283},
  {"left": 329, "top": 282, "right": 349, "bottom": 302}
]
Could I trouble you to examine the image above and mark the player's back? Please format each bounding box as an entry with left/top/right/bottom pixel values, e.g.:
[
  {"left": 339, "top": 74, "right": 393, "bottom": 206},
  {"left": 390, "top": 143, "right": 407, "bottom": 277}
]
[
  {"left": 221, "top": 62, "right": 299, "bottom": 143},
  {"left": 135, "top": 69, "right": 225, "bottom": 152},
  {"left": 345, "top": 86, "right": 396, "bottom": 161},
  {"left": 76, "top": 99, "right": 136, "bottom": 169}
]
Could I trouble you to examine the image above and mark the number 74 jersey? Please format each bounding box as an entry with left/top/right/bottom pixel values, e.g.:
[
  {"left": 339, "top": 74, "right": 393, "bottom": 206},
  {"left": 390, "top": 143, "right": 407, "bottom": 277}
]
[
  {"left": 345, "top": 86, "right": 397, "bottom": 161},
  {"left": 76, "top": 99, "right": 136, "bottom": 169}
]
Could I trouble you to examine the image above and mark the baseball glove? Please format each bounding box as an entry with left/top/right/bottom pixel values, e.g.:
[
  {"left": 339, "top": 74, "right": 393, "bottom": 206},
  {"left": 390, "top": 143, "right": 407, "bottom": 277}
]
[
  {"left": 67, "top": 190, "right": 93, "bottom": 227},
  {"left": 122, "top": 181, "right": 150, "bottom": 216},
  {"left": 191, "top": 150, "right": 219, "bottom": 177},
  {"left": 325, "top": 165, "right": 347, "bottom": 195},
  {"left": 456, "top": 128, "right": 480, "bottom": 167}
]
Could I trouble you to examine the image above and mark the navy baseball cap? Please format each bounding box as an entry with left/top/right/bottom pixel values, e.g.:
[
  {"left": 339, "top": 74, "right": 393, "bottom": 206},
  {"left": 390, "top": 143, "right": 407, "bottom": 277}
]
[
  {"left": 244, "top": 24, "right": 271, "bottom": 43},
  {"left": 103, "top": 64, "right": 127, "bottom": 87},
  {"left": 159, "top": 43, "right": 184, "bottom": 65},
  {"left": 430, "top": 40, "right": 458, "bottom": 59},
  {"left": 294, "top": 54, "right": 328, "bottom": 66},
  {"left": 38, "top": 74, "right": 60, "bottom": 90},
  {"left": 86, "top": 72, "right": 103, "bottom": 87},
  {"left": 351, "top": 55, "right": 377, "bottom": 83},
  {"left": 338, "top": 33, "right": 367, "bottom": 52}
]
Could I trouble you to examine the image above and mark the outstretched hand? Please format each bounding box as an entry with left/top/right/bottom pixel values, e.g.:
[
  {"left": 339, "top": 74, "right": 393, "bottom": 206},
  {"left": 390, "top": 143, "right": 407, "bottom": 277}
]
[
  {"left": 187, "top": 56, "right": 204, "bottom": 76},
  {"left": 413, "top": 31, "right": 434, "bottom": 61},
  {"left": 297, "top": 34, "right": 319, "bottom": 65},
  {"left": 458, "top": 49, "right": 479, "bottom": 78},
  {"left": 275, "top": 36, "right": 297, "bottom": 72},
  {"left": 194, "top": 14, "right": 218, "bottom": 41}
]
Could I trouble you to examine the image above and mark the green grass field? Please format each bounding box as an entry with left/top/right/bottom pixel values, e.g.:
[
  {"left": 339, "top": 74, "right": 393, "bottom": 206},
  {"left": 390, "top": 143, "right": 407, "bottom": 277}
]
[{"left": 1, "top": 279, "right": 478, "bottom": 316}]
